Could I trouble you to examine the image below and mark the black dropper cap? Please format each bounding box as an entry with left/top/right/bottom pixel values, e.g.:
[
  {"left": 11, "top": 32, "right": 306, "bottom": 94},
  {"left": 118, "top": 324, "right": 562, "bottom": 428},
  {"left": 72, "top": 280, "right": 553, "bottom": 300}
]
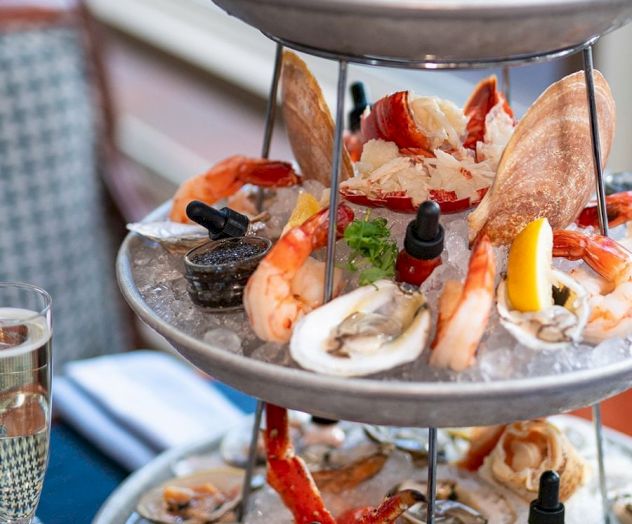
[
  {"left": 348, "top": 82, "right": 370, "bottom": 132},
  {"left": 186, "top": 200, "right": 250, "bottom": 240},
  {"left": 404, "top": 200, "right": 445, "bottom": 260},
  {"left": 528, "top": 471, "right": 565, "bottom": 524}
]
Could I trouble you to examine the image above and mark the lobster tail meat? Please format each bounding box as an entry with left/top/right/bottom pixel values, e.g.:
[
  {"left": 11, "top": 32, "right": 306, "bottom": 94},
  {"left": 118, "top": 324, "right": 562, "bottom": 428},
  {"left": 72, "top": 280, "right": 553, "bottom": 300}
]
[
  {"left": 361, "top": 91, "right": 433, "bottom": 153},
  {"left": 463, "top": 75, "right": 513, "bottom": 151}
]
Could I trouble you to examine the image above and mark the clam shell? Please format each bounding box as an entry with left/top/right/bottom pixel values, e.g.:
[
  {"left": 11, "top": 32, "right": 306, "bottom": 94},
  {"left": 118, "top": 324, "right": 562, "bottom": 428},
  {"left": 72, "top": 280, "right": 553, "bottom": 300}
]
[
  {"left": 137, "top": 467, "right": 244, "bottom": 524},
  {"left": 281, "top": 51, "right": 353, "bottom": 187},
  {"left": 469, "top": 70, "right": 616, "bottom": 245},
  {"left": 497, "top": 269, "right": 590, "bottom": 350},
  {"left": 290, "top": 280, "right": 430, "bottom": 377}
]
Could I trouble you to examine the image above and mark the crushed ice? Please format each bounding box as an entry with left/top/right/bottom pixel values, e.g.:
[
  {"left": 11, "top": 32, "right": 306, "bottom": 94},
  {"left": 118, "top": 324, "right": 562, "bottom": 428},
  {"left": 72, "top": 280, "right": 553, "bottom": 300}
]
[{"left": 129, "top": 202, "right": 632, "bottom": 383}]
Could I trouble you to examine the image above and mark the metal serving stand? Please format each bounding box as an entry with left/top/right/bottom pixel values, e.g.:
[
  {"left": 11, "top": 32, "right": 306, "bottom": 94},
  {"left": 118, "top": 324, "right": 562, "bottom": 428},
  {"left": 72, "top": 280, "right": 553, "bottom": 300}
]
[{"left": 116, "top": 1, "right": 632, "bottom": 522}]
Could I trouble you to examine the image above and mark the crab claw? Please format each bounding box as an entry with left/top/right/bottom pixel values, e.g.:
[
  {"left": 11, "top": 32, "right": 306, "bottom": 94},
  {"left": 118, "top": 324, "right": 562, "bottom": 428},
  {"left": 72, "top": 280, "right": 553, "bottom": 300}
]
[
  {"left": 337, "top": 489, "right": 425, "bottom": 524},
  {"left": 463, "top": 75, "right": 513, "bottom": 151},
  {"left": 361, "top": 91, "right": 433, "bottom": 154}
]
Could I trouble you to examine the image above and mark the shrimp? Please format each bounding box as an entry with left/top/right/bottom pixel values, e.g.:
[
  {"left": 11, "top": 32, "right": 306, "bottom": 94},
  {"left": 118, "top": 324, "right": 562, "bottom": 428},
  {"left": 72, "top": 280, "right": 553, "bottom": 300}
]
[
  {"left": 244, "top": 205, "right": 354, "bottom": 343},
  {"left": 430, "top": 235, "right": 496, "bottom": 371},
  {"left": 169, "top": 155, "right": 299, "bottom": 223},
  {"left": 553, "top": 229, "right": 632, "bottom": 342},
  {"left": 577, "top": 191, "right": 632, "bottom": 229}
]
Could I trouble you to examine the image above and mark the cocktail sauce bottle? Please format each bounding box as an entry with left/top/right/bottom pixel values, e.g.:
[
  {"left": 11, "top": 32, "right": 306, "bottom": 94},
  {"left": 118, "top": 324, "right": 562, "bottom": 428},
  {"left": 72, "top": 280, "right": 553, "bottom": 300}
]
[{"left": 395, "top": 200, "right": 444, "bottom": 286}]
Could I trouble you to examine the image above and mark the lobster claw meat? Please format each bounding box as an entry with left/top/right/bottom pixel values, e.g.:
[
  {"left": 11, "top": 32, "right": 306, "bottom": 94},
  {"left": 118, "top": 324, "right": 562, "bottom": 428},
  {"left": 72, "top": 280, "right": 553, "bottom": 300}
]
[
  {"left": 463, "top": 75, "right": 513, "bottom": 151},
  {"left": 361, "top": 91, "right": 433, "bottom": 154}
]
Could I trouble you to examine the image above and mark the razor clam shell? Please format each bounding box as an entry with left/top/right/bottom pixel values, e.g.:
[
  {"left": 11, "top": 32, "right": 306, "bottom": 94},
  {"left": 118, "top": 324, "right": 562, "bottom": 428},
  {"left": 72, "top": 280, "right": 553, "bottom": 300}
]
[
  {"left": 137, "top": 467, "right": 244, "bottom": 524},
  {"left": 497, "top": 269, "right": 590, "bottom": 350},
  {"left": 127, "top": 221, "right": 208, "bottom": 253}
]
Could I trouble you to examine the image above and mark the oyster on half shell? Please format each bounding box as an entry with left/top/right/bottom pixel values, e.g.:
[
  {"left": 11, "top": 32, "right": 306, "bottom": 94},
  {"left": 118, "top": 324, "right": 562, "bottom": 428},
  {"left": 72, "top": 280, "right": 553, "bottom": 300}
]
[
  {"left": 290, "top": 279, "right": 430, "bottom": 377},
  {"left": 394, "top": 466, "right": 519, "bottom": 524},
  {"left": 497, "top": 269, "right": 589, "bottom": 350}
]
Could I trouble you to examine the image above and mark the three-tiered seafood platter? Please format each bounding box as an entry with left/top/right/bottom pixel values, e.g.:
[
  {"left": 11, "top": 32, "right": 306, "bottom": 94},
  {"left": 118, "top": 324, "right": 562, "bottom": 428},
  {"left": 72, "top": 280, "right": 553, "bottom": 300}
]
[{"left": 116, "top": 0, "right": 632, "bottom": 522}]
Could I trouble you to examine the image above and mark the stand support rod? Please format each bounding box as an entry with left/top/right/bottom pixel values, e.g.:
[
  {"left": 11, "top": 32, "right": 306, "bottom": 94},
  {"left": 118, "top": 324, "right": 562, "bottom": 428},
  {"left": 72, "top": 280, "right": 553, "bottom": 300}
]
[
  {"left": 238, "top": 399, "right": 265, "bottom": 522},
  {"left": 257, "top": 43, "right": 284, "bottom": 212},
  {"left": 426, "top": 427, "right": 438, "bottom": 524},
  {"left": 501, "top": 65, "right": 511, "bottom": 106},
  {"left": 324, "top": 60, "right": 348, "bottom": 302},
  {"left": 583, "top": 44, "right": 610, "bottom": 524}
]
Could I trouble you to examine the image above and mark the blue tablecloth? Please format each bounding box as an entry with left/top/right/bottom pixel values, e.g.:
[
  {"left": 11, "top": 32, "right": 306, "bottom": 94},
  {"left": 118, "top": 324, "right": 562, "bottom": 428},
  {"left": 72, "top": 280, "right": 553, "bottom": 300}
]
[{"left": 38, "top": 383, "right": 257, "bottom": 523}]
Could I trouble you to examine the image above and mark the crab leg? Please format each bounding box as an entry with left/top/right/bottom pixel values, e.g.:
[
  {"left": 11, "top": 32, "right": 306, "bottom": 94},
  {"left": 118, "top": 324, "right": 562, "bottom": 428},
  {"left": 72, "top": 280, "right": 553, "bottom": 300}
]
[
  {"left": 265, "top": 404, "right": 336, "bottom": 524},
  {"left": 336, "top": 489, "right": 425, "bottom": 524}
]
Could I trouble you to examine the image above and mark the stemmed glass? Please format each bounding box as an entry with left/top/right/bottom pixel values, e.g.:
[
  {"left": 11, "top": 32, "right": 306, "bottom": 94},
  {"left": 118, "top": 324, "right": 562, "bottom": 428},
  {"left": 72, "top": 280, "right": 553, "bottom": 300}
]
[{"left": 0, "top": 283, "right": 52, "bottom": 524}]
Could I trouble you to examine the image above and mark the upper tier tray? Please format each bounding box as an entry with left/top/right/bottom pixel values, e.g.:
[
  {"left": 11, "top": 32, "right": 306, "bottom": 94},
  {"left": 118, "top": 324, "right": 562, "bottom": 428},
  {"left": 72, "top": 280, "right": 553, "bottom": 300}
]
[
  {"left": 212, "top": 0, "right": 632, "bottom": 65},
  {"left": 117, "top": 204, "right": 632, "bottom": 428}
]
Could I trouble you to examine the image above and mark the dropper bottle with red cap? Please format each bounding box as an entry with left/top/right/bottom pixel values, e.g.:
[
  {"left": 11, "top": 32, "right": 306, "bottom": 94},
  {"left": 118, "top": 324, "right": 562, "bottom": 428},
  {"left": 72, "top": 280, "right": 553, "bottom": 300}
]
[{"left": 395, "top": 200, "right": 444, "bottom": 286}]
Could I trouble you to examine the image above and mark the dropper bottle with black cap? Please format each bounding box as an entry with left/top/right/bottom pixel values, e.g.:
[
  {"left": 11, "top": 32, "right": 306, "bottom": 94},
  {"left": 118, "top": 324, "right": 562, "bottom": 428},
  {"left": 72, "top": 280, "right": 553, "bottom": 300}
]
[
  {"left": 395, "top": 200, "right": 444, "bottom": 286},
  {"left": 186, "top": 200, "right": 250, "bottom": 240},
  {"left": 529, "top": 470, "right": 565, "bottom": 524}
]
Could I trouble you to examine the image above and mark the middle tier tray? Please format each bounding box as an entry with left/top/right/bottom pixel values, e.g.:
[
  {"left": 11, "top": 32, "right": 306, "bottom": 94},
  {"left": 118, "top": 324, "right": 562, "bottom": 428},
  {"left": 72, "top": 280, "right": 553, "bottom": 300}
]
[{"left": 117, "top": 205, "right": 632, "bottom": 428}]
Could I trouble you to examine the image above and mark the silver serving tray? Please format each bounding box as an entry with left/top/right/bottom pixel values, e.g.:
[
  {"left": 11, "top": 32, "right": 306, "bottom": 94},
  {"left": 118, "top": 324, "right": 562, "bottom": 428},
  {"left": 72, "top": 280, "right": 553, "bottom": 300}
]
[
  {"left": 211, "top": 0, "right": 632, "bottom": 65},
  {"left": 116, "top": 204, "right": 632, "bottom": 428}
]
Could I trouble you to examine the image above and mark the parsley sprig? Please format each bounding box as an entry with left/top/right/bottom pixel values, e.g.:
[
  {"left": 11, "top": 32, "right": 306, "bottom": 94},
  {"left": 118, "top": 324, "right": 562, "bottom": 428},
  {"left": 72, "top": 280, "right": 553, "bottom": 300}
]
[{"left": 344, "top": 214, "right": 398, "bottom": 285}]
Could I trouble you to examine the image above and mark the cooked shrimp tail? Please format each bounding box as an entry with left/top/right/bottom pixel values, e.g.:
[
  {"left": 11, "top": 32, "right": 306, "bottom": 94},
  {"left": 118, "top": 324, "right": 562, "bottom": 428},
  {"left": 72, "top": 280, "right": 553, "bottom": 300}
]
[
  {"left": 430, "top": 235, "right": 496, "bottom": 371},
  {"left": 170, "top": 155, "right": 299, "bottom": 222}
]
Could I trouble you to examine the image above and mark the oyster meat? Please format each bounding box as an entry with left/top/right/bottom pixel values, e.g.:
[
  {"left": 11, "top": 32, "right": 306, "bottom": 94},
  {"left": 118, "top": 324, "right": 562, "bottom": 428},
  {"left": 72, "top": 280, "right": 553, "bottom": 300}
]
[
  {"left": 469, "top": 70, "right": 616, "bottom": 245},
  {"left": 290, "top": 280, "right": 430, "bottom": 376},
  {"left": 497, "top": 269, "right": 590, "bottom": 350}
]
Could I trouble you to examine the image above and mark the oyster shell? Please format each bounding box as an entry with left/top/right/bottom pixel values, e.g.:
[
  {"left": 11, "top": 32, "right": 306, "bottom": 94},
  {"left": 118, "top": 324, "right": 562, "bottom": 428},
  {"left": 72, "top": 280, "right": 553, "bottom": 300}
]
[
  {"left": 127, "top": 221, "right": 208, "bottom": 253},
  {"left": 137, "top": 467, "right": 243, "bottom": 524},
  {"left": 614, "top": 493, "right": 632, "bottom": 524},
  {"left": 469, "top": 70, "right": 616, "bottom": 245},
  {"left": 394, "top": 466, "right": 519, "bottom": 524},
  {"left": 497, "top": 269, "right": 589, "bottom": 350},
  {"left": 281, "top": 51, "right": 353, "bottom": 186},
  {"left": 290, "top": 280, "right": 430, "bottom": 376},
  {"left": 479, "top": 420, "right": 588, "bottom": 502}
]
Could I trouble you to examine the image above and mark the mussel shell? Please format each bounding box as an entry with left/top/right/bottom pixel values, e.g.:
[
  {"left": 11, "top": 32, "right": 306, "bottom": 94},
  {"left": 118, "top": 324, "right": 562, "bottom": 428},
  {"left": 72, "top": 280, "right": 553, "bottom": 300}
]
[
  {"left": 497, "top": 269, "right": 589, "bottom": 350},
  {"left": 137, "top": 467, "right": 244, "bottom": 524}
]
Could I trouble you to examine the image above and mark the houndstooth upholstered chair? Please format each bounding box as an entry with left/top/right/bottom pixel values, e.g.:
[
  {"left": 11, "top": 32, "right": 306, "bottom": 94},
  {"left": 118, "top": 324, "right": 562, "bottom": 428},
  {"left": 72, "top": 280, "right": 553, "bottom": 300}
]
[{"left": 0, "top": 1, "right": 133, "bottom": 369}]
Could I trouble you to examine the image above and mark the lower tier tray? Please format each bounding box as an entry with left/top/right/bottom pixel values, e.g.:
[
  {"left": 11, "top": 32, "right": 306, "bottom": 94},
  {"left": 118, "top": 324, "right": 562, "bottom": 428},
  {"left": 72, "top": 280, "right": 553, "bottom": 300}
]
[
  {"left": 116, "top": 204, "right": 632, "bottom": 427},
  {"left": 94, "top": 415, "right": 632, "bottom": 524}
]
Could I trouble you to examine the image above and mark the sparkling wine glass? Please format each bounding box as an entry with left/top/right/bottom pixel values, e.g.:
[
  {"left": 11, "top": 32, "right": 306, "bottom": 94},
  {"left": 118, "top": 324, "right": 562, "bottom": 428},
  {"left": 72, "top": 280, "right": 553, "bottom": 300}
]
[{"left": 0, "top": 283, "right": 52, "bottom": 524}]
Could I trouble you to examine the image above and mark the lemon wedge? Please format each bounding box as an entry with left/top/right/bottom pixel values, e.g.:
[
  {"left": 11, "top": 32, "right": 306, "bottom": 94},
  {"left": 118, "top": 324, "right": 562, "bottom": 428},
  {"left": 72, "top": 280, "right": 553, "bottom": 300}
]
[
  {"left": 506, "top": 217, "right": 554, "bottom": 312},
  {"left": 282, "top": 191, "right": 321, "bottom": 234}
]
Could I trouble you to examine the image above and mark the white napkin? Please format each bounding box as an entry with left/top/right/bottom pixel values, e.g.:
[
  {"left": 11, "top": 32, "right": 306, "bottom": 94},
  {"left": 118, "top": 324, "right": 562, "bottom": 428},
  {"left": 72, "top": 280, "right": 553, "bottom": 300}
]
[{"left": 54, "top": 351, "right": 246, "bottom": 469}]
